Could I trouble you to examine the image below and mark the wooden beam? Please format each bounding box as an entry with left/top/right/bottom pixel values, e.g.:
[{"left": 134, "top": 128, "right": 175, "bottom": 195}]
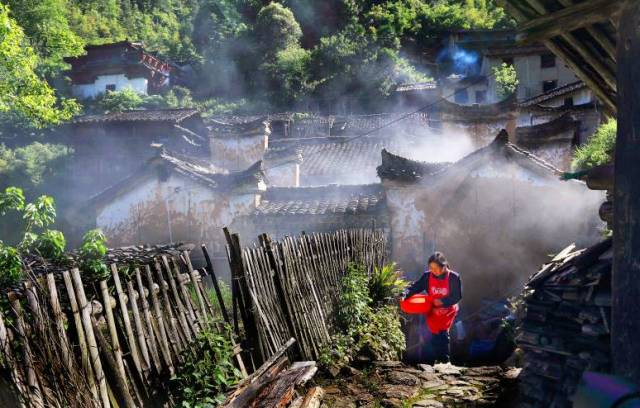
[
  {"left": 525, "top": 0, "right": 617, "bottom": 92},
  {"left": 499, "top": 0, "right": 617, "bottom": 113},
  {"left": 556, "top": 0, "right": 617, "bottom": 62},
  {"left": 516, "top": 0, "right": 624, "bottom": 43},
  {"left": 612, "top": 0, "right": 640, "bottom": 385}
]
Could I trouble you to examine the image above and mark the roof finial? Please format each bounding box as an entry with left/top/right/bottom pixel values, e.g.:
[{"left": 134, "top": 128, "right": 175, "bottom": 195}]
[{"left": 494, "top": 129, "right": 510, "bottom": 145}]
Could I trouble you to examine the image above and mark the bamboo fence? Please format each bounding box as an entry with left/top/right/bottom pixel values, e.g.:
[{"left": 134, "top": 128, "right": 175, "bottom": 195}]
[
  {"left": 0, "top": 247, "right": 245, "bottom": 407},
  {"left": 225, "top": 228, "right": 387, "bottom": 363}
]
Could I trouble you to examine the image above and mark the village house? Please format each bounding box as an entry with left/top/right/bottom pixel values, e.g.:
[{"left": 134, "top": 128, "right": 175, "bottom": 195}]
[
  {"left": 377, "top": 130, "right": 604, "bottom": 311},
  {"left": 208, "top": 117, "right": 271, "bottom": 171},
  {"left": 83, "top": 149, "right": 265, "bottom": 274},
  {"left": 232, "top": 184, "right": 388, "bottom": 241},
  {"left": 512, "top": 113, "right": 578, "bottom": 170},
  {"left": 439, "top": 29, "right": 588, "bottom": 106},
  {"left": 64, "top": 41, "right": 174, "bottom": 99},
  {"left": 62, "top": 108, "right": 208, "bottom": 199}
]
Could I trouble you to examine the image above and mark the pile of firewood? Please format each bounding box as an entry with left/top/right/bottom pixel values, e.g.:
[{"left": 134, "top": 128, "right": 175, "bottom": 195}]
[
  {"left": 222, "top": 339, "right": 321, "bottom": 408},
  {"left": 516, "top": 239, "right": 612, "bottom": 407}
]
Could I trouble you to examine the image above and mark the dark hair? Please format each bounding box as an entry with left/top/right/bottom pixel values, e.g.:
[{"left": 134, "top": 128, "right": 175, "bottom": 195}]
[{"left": 428, "top": 252, "right": 448, "bottom": 268}]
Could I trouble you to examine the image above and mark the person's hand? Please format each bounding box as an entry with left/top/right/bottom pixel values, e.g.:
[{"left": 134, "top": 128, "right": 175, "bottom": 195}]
[{"left": 433, "top": 299, "right": 443, "bottom": 307}]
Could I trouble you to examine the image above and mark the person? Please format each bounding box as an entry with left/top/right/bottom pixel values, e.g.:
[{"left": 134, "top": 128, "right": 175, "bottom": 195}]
[{"left": 404, "top": 252, "right": 462, "bottom": 363}]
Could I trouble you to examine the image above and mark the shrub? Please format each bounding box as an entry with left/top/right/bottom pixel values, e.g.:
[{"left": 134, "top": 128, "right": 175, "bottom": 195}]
[
  {"left": 172, "top": 327, "right": 242, "bottom": 407},
  {"left": 572, "top": 119, "right": 617, "bottom": 170},
  {"left": 336, "top": 263, "right": 372, "bottom": 329},
  {"left": 0, "top": 243, "right": 23, "bottom": 288},
  {"left": 321, "top": 262, "right": 406, "bottom": 368},
  {"left": 79, "top": 229, "right": 109, "bottom": 280},
  {"left": 369, "top": 262, "right": 408, "bottom": 305},
  {"left": 35, "top": 229, "right": 66, "bottom": 260}
]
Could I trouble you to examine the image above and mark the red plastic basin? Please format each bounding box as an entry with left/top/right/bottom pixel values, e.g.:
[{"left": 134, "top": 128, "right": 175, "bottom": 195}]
[{"left": 400, "top": 294, "right": 433, "bottom": 315}]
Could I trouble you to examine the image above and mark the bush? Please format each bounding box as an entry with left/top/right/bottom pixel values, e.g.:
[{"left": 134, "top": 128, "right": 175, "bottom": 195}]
[
  {"left": 35, "top": 229, "right": 66, "bottom": 260},
  {"left": 321, "top": 263, "right": 406, "bottom": 368},
  {"left": 79, "top": 229, "right": 109, "bottom": 280},
  {"left": 337, "top": 263, "right": 372, "bottom": 329},
  {"left": 172, "top": 327, "right": 242, "bottom": 407},
  {"left": 369, "top": 262, "right": 408, "bottom": 306},
  {"left": 0, "top": 243, "right": 23, "bottom": 289},
  {"left": 572, "top": 119, "right": 617, "bottom": 170}
]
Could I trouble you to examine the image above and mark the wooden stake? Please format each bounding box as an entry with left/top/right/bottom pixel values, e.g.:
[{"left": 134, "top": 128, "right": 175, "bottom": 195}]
[
  {"left": 99, "top": 280, "right": 127, "bottom": 382},
  {"left": 63, "top": 270, "right": 99, "bottom": 402},
  {"left": 70, "top": 268, "right": 111, "bottom": 408},
  {"left": 109, "top": 264, "right": 144, "bottom": 376}
]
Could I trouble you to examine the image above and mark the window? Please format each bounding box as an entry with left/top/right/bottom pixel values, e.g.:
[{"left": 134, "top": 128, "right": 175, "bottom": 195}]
[
  {"left": 542, "top": 80, "right": 558, "bottom": 93},
  {"left": 105, "top": 84, "right": 116, "bottom": 92},
  {"left": 454, "top": 88, "right": 469, "bottom": 104},
  {"left": 502, "top": 57, "right": 514, "bottom": 66},
  {"left": 541, "top": 53, "right": 556, "bottom": 68},
  {"left": 475, "top": 90, "right": 487, "bottom": 104}
]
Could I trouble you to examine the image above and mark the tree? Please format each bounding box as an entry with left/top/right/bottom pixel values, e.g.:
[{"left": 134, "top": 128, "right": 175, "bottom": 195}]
[
  {"left": 0, "top": 4, "right": 79, "bottom": 128},
  {"left": 0, "top": 143, "right": 73, "bottom": 192},
  {"left": 260, "top": 46, "right": 314, "bottom": 107},
  {"left": 3, "top": 0, "right": 85, "bottom": 77},
  {"left": 493, "top": 62, "right": 518, "bottom": 98},
  {"left": 255, "top": 3, "right": 303, "bottom": 54}
]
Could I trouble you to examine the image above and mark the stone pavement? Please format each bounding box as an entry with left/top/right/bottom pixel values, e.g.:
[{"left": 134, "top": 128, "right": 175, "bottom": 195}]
[{"left": 317, "top": 361, "right": 520, "bottom": 408}]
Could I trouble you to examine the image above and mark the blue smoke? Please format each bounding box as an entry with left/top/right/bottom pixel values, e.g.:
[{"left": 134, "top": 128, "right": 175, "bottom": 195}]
[{"left": 437, "top": 47, "right": 481, "bottom": 75}]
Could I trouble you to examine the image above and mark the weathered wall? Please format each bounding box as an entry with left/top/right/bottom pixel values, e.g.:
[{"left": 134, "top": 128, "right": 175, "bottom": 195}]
[
  {"left": 95, "top": 173, "right": 258, "bottom": 275},
  {"left": 210, "top": 135, "right": 267, "bottom": 171},
  {"left": 264, "top": 163, "right": 299, "bottom": 187},
  {"left": 519, "top": 136, "right": 574, "bottom": 171},
  {"left": 384, "top": 160, "right": 604, "bottom": 312}
]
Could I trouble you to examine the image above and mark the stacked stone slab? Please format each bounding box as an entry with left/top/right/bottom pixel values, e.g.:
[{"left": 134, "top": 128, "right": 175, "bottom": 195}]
[{"left": 516, "top": 238, "right": 612, "bottom": 407}]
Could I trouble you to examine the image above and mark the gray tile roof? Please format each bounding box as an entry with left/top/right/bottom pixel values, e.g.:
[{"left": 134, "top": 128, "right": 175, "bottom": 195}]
[
  {"left": 73, "top": 108, "right": 199, "bottom": 124},
  {"left": 254, "top": 184, "right": 385, "bottom": 216}
]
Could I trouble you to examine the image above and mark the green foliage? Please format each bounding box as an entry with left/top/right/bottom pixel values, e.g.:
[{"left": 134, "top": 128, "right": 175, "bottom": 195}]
[
  {"left": 79, "top": 229, "right": 109, "bottom": 280},
  {"left": 172, "top": 327, "right": 242, "bottom": 407},
  {"left": 572, "top": 119, "right": 617, "bottom": 170},
  {"left": 336, "top": 263, "right": 372, "bottom": 329},
  {"left": 35, "top": 230, "right": 67, "bottom": 260},
  {"left": 368, "top": 263, "right": 408, "bottom": 306},
  {"left": 255, "top": 3, "right": 303, "bottom": 54},
  {"left": 0, "top": 4, "right": 80, "bottom": 128},
  {"left": 206, "top": 281, "right": 232, "bottom": 319},
  {"left": 23, "top": 195, "right": 56, "bottom": 230},
  {"left": 0, "top": 187, "right": 26, "bottom": 215},
  {"left": 3, "top": 0, "right": 85, "bottom": 77},
  {"left": 0, "top": 243, "right": 23, "bottom": 289},
  {"left": 492, "top": 62, "right": 518, "bottom": 98},
  {"left": 0, "top": 143, "right": 73, "bottom": 192},
  {"left": 261, "top": 45, "right": 315, "bottom": 108},
  {"left": 321, "top": 262, "right": 406, "bottom": 368},
  {"left": 94, "top": 88, "right": 145, "bottom": 113}
]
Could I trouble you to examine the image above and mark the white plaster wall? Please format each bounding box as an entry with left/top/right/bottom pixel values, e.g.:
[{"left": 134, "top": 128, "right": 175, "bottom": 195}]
[
  {"left": 481, "top": 54, "right": 580, "bottom": 103},
  {"left": 72, "top": 74, "right": 148, "bottom": 99},
  {"left": 96, "top": 173, "right": 257, "bottom": 251}
]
